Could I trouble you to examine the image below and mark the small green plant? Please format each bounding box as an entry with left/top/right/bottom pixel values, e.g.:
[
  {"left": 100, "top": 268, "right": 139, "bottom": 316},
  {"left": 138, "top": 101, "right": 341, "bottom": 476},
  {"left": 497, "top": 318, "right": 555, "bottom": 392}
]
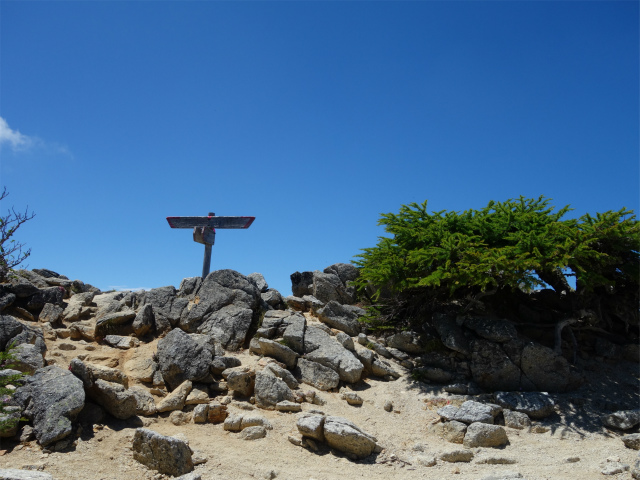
[{"left": 0, "top": 344, "right": 26, "bottom": 434}]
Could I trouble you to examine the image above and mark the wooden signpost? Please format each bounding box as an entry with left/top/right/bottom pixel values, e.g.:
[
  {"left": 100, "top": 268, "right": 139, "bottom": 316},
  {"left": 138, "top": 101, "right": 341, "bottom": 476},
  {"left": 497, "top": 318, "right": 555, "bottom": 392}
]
[{"left": 166, "top": 212, "right": 255, "bottom": 278}]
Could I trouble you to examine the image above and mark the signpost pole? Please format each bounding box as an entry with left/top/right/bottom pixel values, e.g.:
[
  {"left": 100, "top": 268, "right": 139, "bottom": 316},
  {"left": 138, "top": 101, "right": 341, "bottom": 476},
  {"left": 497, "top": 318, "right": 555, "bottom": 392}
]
[{"left": 201, "top": 212, "right": 214, "bottom": 279}]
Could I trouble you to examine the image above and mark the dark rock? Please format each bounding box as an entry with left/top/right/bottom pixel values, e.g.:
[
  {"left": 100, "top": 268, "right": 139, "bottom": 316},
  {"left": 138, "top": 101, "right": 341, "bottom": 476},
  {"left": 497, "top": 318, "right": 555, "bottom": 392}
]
[
  {"left": 157, "top": 328, "right": 216, "bottom": 390},
  {"left": 13, "top": 366, "right": 85, "bottom": 446},
  {"left": 517, "top": 342, "right": 583, "bottom": 392},
  {"left": 94, "top": 310, "right": 136, "bottom": 338},
  {"left": 0, "top": 315, "right": 46, "bottom": 354},
  {"left": 290, "top": 271, "right": 314, "bottom": 298},
  {"left": 494, "top": 392, "right": 555, "bottom": 419},
  {"left": 11, "top": 343, "right": 45, "bottom": 374},
  {"left": 470, "top": 339, "right": 526, "bottom": 391},
  {"left": 24, "top": 287, "right": 65, "bottom": 312},
  {"left": 312, "top": 272, "right": 351, "bottom": 305},
  {"left": 304, "top": 328, "right": 363, "bottom": 383},
  {"left": 323, "top": 263, "right": 359, "bottom": 286},
  {"left": 437, "top": 401, "right": 499, "bottom": 425},
  {"left": 463, "top": 316, "right": 518, "bottom": 343},
  {"left": 261, "top": 290, "right": 283, "bottom": 309},
  {"left": 432, "top": 313, "right": 470, "bottom": 356},
  {"left": 132, "top": 304, "right": 154, "bottom": 337},
  {"left": 0, "top": 292, "right": 16, "bottom": 313}
]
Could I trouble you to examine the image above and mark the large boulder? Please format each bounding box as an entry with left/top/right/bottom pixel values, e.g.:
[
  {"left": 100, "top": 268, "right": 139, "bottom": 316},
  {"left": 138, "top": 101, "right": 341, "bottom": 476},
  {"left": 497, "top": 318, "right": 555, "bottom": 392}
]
[
  {"left": 470, "top": 340, "right": 530, "bottom": 391},
  {"left": 178, "top": 270, "right": 260, "bottom": 350},
  {"left": 0, "top": 315, "right": 46, "bottom": 354},
  {"left": 13, "top": 366, "right": 85, "bottom": 446},
  {"left": 312, "top": 272, "right": 354, "bottom": 305},
  {"left": 316, "top": 301, "right": 364, "bottom": 336},
  {"left": 137, "top": 286, "right": 186, "bottom": 332},
  {"left": 156, "top": 329, "right": 215, "bottom": 390},
  {"left": 290, "top": 271, "right": 314, "bottom": 298},
  {"left": 132, "top": 428, "right": 193, "bottom": 476},
  {"left": 432, "top": 313, "right": 470, "bottom": 356},
  {"left": 463, "top": 316, "right": 518, "bottom": 343}
]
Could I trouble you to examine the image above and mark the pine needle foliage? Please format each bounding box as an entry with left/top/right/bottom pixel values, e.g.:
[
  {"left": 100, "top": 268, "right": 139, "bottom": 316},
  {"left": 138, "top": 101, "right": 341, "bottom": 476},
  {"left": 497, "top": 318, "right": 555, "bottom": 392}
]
[{"left": 353, "top": 196, "right": 639, "bottom": 331}]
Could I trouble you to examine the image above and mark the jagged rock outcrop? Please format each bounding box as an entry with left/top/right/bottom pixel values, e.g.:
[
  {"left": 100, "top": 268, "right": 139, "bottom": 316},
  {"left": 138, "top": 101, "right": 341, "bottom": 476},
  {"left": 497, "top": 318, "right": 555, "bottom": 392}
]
[
  {"left": 13, "top": 366, "right": 85, "bottom": 446},
  {"left": 156, "top": 328, "right": 216, "bottom": 390}
]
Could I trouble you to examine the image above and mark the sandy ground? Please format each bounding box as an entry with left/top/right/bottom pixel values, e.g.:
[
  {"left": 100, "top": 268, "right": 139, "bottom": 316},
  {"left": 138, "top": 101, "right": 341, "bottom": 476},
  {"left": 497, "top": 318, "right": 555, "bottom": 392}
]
[{"left": 0, "top": 317, "right": 638, "bottom": 480}]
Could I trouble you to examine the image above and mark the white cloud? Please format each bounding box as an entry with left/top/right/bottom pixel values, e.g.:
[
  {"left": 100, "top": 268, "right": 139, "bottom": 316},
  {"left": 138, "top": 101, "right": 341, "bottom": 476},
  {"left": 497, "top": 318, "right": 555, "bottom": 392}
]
[
  {"left": 108, "top": 285, "right": 150, "bottom": 292},
  {"left": 0, "top": 117, "right": 33, "bottom": 151}
]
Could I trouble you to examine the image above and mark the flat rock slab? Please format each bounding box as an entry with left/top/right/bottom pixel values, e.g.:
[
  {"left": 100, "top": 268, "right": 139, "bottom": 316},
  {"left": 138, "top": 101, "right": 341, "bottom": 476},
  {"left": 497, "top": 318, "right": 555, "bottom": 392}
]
[
  {"left": 494, "top": 391, "right": 555, "bottom": 419},
  {"left": 0, "top": 469, "right": 55, "bottom": 480},
  {"left": 437, "top": 401, "right": 500, "bottom": 424},
  {"left": 132, "top": 428, "right": 193, "bottom": 476}
]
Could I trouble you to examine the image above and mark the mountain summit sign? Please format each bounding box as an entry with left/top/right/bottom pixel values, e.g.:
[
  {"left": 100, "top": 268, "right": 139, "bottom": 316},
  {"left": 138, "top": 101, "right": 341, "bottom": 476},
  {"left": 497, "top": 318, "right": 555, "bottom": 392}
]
[{"left": 166, "top": 212, "right": 255, "bottom": 278}]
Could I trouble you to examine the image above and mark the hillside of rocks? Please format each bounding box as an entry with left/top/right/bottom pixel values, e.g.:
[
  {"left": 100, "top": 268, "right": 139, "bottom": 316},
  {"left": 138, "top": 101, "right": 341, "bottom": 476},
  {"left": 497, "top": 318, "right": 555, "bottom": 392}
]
[{"left": 0, "top": 265, "right": 638, "bottom": 480}]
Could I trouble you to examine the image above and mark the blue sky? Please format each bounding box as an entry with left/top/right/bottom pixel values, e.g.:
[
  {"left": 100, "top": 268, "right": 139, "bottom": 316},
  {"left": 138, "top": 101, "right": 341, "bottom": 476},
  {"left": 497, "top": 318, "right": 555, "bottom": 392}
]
[{"left": 1, "top": 1, "right": 638, "bottom": 296}]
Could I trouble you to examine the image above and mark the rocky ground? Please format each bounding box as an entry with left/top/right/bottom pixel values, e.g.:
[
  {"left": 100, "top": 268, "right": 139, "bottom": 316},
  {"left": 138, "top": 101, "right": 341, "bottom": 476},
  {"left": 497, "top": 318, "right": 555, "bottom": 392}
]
[
  {"left": 0, "top": 313, "right": 638, "bottom": 480},
  {"left": 0, "top": 266, "right": 638, "bottom": 480}
]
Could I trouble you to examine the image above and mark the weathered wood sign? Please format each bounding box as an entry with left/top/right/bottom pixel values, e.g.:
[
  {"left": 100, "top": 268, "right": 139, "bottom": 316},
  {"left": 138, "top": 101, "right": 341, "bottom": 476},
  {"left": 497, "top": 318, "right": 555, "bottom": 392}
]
[{"left": 166, "top": 212, "right": 255, "bottom": 278}]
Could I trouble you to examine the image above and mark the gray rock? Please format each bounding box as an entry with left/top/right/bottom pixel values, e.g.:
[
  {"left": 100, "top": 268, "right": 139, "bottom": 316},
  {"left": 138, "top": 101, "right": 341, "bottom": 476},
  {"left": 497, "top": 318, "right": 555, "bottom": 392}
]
[
  {"left": 503, "top": 410, "right": 531, "bottom": 429},
  {"left": 104, "top": 335, "right": 139, "bottom": 349},
  {"left": 601, "top": 462, "right": 630, "bottom": 475},
  {"left": 290, "top": 271, "right": 314, "bottom": 298},
  {"left": 241, "top": 425, "right": 267, "bottom": 440},
  {"left": 316, "top": 301, "right": 364, "bottom": 336},
  {"left": 494, "top": 392, "right": 555, "bottom": 419},
  {"left": 323, "top": 416, "right": 377, "bottom": 459},
  {"left": 439, "top": 449, "right": 474, "bottom": 462},
  {"left": 129, "top": 386, "right": 157, "bottom": 416},
  {"left": 132, "top": 428, "right": 193, "bottom": 476},
  {"left": 463, "top": 422, "right": 508, "bottom": 448},
  {"left": 193, "top": 404, "right": 209, "bottom": 423},
  {"left": 479, "top": 474, "right": 523, "bottom": 480},
  {"left": 11, "top": 343, "right": 45, "bottom": 374},
  {"left": 0, "top": 315, "right": 46, "bottom": 354},
  {"left": 261, "top": 290, "right": 283, "bottom": 309},
  {"left": 302, "top": 295, "right": 324, "bottom": 313},
  {"left": 179, "top": 270, "right": 259, "bottom": 349},
  {"left": 275, "top": 401, "right": 302, "bottom": 412},
  {"left": 254, "top": 371, "right": 294, "bottom": 409},
  {"left": 0, "top": 293, "right": 16, "bottom": 313},
  {"left": 470, "top": 340, "right": 527, "bottom": 391},
  {"left": 226, "top": 370, "right": 254, "bottom": 397},
  {"left": 312, "top": 272, "right": 350, "bottom": 305},
  {"left": 323, "top": 263, "right": 359, "bottom": 286},
  {"left": 177, "top": 277, "right": 202, "bottom": 297},
  {"left": 463, "top": 316, "right": 518, "bottom": 343},
  {"left": 196, "top": 304, "right": 254, "bottom": 351},
  {"left": 157, "top": 328, "right": 215, "bottom": 390},
  {"left": 138, "top": 286, "right": 184, "bottom": 331},
  {"left": 296, "top": 358, "right": 340, "bottom": 391},
  {"left": 24, "top": 287, "right": 65, "bottom": 312},
  {"left": 336, "top": 332, "right": 355, "bottom": 351},
  {"left": 157, "top": 380, "right": 193, "bottom": 412},
  {"left": 94, "top": 310, "right": 136, "bottom": 337},
  {"left": 296, "top": 413, "right": 325, "bottom": 441},
  {"left": 284, "top": 296, "right": 306, "bottom": 312},
  {"left": 632, "top": 454, "right": 640, "bottom": 479},
  {"left": 39, "top": 303, "right": 64, "bottom": 325},
  {"left": 437, "top": 401, "right": 499, "bottom": 425},
  {"left": 602, "top": 409, "right": 640, "bottom": 430},
  {"left": 517, "top": 341, "right": 583, "bottom": 392},
  {"left": 432, "top": 313, "right": 469, "bottom": 356},
  {"left": 90, "top": 379, "right": 140, "bottom": 419},
  {"left": 370, "top": 358, "right": 400, "bottom": 379},
  {"left": 257, "top": 338, "right": 298, "bottom": 368},
  {"left": 263, "top": 363, "right": 298, "bottom": 390},
  {"left": 623, "top": 434, "right": 640, "bottom": 450},
  {"left": 0, "top": 469, "right": 55, "bottom": 480},
  {"left": 248, "top": 273, "right": 269, "bottom": 293},
  {"left": 61, "top": 292, "right": 95, "bottom": 322},
  {"left": 210, "top": 356, "right": 242, "bottom": 375},
  {"left": 282, "top": 315, "right": 307, "bottom": 353},
  {"left": 443, "top": 420, "right": 467, "bottom": 443},
  {"left": 303, "top": 328, "right": 363, "bottom": 383},
  {"left": 132, "top": 304, "right": 154, "bottom": 337},
  {"left": 341, "top": 392, "right": 363, "bottom": 406},
  {"left": 13, "top": 366, "right": 85, "bottom": 446},
  {"left": 414, "top": 366, "right": 453, "bottom": 383}
]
